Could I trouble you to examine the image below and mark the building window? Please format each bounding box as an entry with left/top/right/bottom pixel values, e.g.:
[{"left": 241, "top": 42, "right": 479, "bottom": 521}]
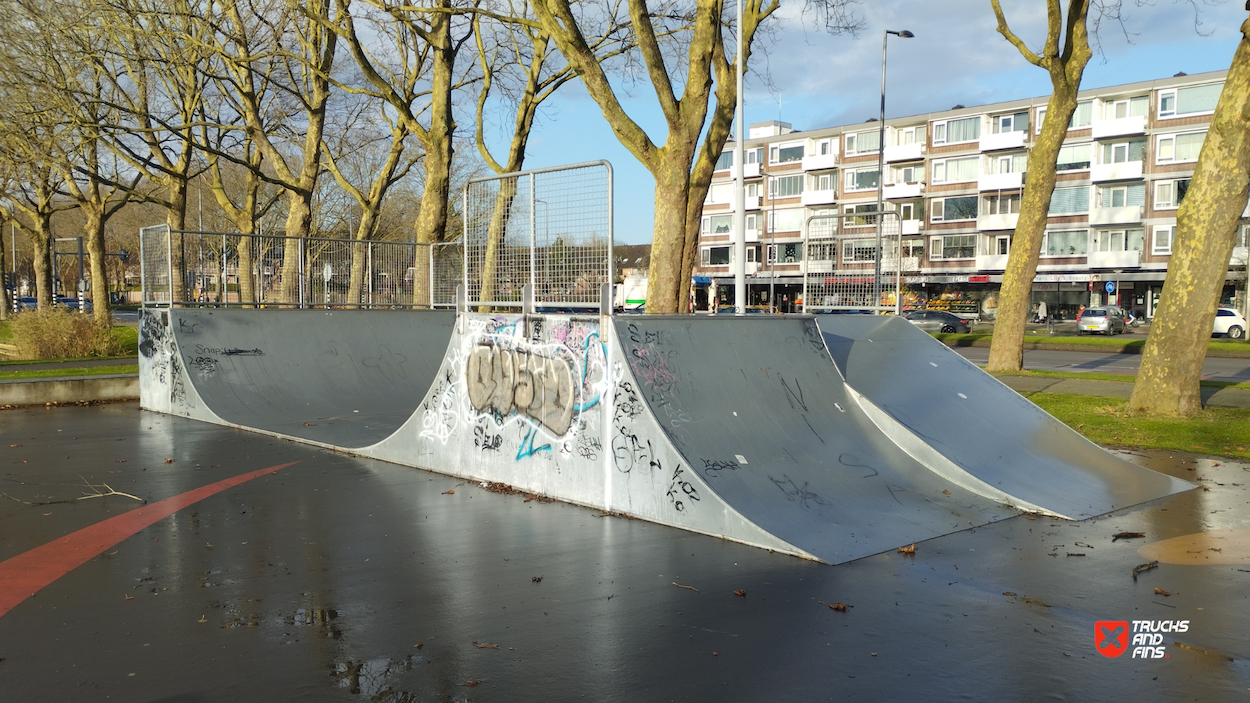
[
  {"left": 899, "top": 201, "right": 921, "bottom": 221},
  {"left": 1102, "top": 96, "right": 1148, "bottom": 120},
  {"left": 714, "top": 151, "right": 733, "bottom": 170},
  {"left": 1101, "top": 139, "right": 1146, "bottom": 164},
  {"left": 1055, "top": 143, "right": 1092, "bottom": 172},
  {"left": 809, "top": 172, "right": 833, "bottom": 191},
  {"left": 1094, "top": 228, "right": 1144, "bottom": 252},
  {"left": 767, "top": 243, "right": 803, "bottom": 263},
  {"left": 746, "top": 148, "right": 762, "bottom": 165},
  {"left": 993, "top": 152, "right": 1028, "bottom": 174},
  {"left": 894, "top": 125, "right": 925, "bottom": 145},
  {"left": 931, "top": 156, "right": 979, "bottom": 184},
  {"left": 1158, "top": 83, "right": 1222, "bottom": 118},
  {"left": 770, "top": 143, "right": 804, "bottom": 164},
  {"left": 983, "top": 193, "right": 1021, "bottom": 215},
  {"left": 1154, "top": 179, "right": 1190, "bottom": 210},
  {"left": 1041, "top": 230, "right": 1089, "bottom": 256},
  {"left": 892, "top": 163, "right": 922, "bottom": 183},
  {"left": 745, "top": 213, "right": 758, "bottom": 231},
  {"left": 767, "top": 208, "right": 804, "bottom": 232},
  {"left": 1095, "top": 183, "right": 1144, "bottom": 208},
  {"left": 992, "top": 111, "right": 1028, "bottom": 133},
  {"left": 1152, "top": 224, "right": 1175, "bottom": 254},
  {"left": 1156, "top": 131, "right": 1206, "bottom": 164},
  {"left": 811, "top": 138, "right": 834, "bottom": 156},
  {"left": 928, "top": 234, "right": 976, "bottom": 260},
  {"left": 769, "top": 175, "right": 804, "bottom": 198},
  {"left": 1048, "top": 186, "right": 1090, "bottom": 215},
  {"left": 932, "top": 115, "right": 980, "bottom": 145},
  {"left": 845, "top": 130, "right": 881, "bottom": 155},
  {"left": 843, "top": 203, "right": 879, "bottom": 226},
  {"left": 842, "top": 239, "right": 879, "bottom": 262},
  {"left": 931, "top": 196, "right": 978, "bottom": 222},
  {"left": 807, "top": 242, "right": 835, "bottom": 261},
  {"left": 700, "top": 246, "right": 732, "bottom": 265},
  {"left": 702, "top": 214, "right": 733, "bottom": 234},
  {"left": 1036, "top": 100, "right": 1093, "bottom": 133},
  {"left": 844, "top": 167, "right": 880, "bottom": 192}
]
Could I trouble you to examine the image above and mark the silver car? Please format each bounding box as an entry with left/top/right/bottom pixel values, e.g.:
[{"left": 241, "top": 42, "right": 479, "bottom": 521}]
[{"left": 1077, "top": 306, "right": 1126, "bottom": 335}]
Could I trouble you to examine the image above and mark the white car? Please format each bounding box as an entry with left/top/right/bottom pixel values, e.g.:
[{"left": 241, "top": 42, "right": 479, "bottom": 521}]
[{"left": 1214, "top": 307, "right": 1247, "bottom": 340}]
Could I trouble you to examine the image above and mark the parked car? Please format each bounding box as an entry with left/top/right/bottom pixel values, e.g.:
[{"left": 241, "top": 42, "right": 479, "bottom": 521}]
[
  {"left": 1077, "top": 306, "right": 1126, "bottom": 335},
  {"left": 902, "top": 309, "right": 971, "bottom": 334},
  {"left": 56, "top": 296, "right": 94, "bottom": 312},
  {"left": 15, "top": 296, "right": 37, "bottom": 310},
  {"left": 1213, "top": 307, "right": 1247, "bottom": 340}
]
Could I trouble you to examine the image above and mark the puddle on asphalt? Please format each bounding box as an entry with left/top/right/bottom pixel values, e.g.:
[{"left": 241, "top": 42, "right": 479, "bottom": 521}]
[{"left": 1114, "top": 450, "right": 1250, "bottom": 566}]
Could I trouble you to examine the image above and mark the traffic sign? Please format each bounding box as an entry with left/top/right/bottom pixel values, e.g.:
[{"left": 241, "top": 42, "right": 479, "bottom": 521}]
[{"left": 1105, "top": 281, "right": 1115, "bottom": 294}]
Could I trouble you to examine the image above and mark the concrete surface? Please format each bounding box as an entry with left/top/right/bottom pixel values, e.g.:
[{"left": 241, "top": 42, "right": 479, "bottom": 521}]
[
  {"left": 1, "top": 404, "right": 1248, "bottom": 701},
  {"left": 0, "top": 374, "right": 138, "bottom": 406}
]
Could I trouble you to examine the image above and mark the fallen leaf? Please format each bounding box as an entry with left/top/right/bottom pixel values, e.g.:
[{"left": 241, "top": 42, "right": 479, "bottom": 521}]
[
  {"left": 164, "top": 458, "right": 174, "bottom": 464},
  {"left": 1154, "top": 588, "right": 1173, "bottom": 597},
  {"left": 442, "top": 490, "right": 454, "bottom": 495},
  {"left": 472, "top": 641, "right": 499, "bottom": 649},
  {"left": 124, "top": 595, "right": 134, "bottom": 601},
  {"left": 197, "top": 615, "right": 207, "bottom": 623},
  {"left": 1002, "top": 591, "right": 1017, "bottom": 597},
  {"left": 942, "top": 489, "right": 950, "bottom": 495},
  {"left": 42, "top": 512, "right": 51, "bottom": 516},
  {"left": 414, "top": 642, "right": 424, "bottom": 649},
  {"left": 898, "top": 544, "right": 915, "bottom": 554},
  {"left": 461, "top": 680, "right": 480, "bottom": 687},
  {"left": 672, "top": 582, "right": 699, "bottom": 592},
  {"left": 1112, "top": 532, "right": 1145, "bottom": 542},
  {"left": 302, "top": 423, "right": 316, "bottom": 427},
  {"left": 8, "top": 444, "right": 20, "bottom": 448},
  {"left": 712, "top": 651, "right": 719, "bottom": 656},
  {"left": 733, "top": 590, "right": 747, "bottom": 598},
  {"left": 830, "top": 603, "right": 850, "bottom": 612}
]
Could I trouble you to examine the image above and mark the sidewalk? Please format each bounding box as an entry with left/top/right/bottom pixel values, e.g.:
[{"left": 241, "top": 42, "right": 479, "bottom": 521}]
[{"left": 995, "top": 374, "right": 1250, "bottom": 409}]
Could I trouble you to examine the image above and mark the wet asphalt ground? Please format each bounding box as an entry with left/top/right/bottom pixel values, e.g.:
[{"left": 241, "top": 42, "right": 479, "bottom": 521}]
[{"left": 2, "top": 403, "right": 1250, "bottom": 702}]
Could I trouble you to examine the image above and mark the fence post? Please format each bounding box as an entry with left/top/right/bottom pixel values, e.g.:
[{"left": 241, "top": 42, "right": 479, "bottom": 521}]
[
  {"left": 529, "top": 173, "right": 537, "bottom": 299},
  {"left": 297, "top": 238, "right": 305, "bottom": 308}
]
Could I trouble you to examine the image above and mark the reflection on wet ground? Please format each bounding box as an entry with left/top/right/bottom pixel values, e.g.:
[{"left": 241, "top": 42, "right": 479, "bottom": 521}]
[{"left": 2, "top": 404, "right": 1250, "bottom": 701}]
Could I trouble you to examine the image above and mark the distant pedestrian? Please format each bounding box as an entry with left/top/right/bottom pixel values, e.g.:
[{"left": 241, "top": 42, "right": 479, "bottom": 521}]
[{"left": 1037, "top": 300, "right": 1048, "bottom": 323}]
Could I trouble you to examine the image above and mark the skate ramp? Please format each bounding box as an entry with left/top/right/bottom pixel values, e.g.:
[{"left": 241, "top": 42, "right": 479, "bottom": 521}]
[
  {"left": 613, "top": 316, "right": 1021, "bottom": 564},
  {"left": 816, "top": 315, "right": 1192, "bottom": 519},
  {"left": 165, "top": 308, "right": 455, "bottom": 448}
]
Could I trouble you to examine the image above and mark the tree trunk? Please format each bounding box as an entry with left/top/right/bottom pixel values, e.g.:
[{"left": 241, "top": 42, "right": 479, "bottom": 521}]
[
  {"left": 279, "top": 191, "right": 312, "bottom": 305},
  {"left": 414, "top": 4, "right": 455, "bottom": 250},
  {"left": 0, "top": 226, "right": 8, "bottom": 320},
  {"left": 1129, "top": 16, "right": 1250, "bottom": 416},
  {"left": 81, "top": 209, "right": 112, "bottom": 323},
  {"left": 28, "top": 216, "right": 54, "bottom": 310},
  {"left": 167, "top": 177, "right": 189, "bottom": 303},
  {"left": 477, "top": 177, "right": 519, "bottom": 312},
  {"left": 648, "top": 158, "right": 694, "bottom": 314},
  {"left": 986, "top": 91, "right": 1077, "bottom": 371}
]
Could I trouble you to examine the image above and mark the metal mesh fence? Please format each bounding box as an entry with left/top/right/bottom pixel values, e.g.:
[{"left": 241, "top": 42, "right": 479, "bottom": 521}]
[
  {"left": 142, "top": 229, "right": 463, "bottom": 309},
  {"left": 803, "top": 211, "right": 913, "bottom": 312},
  {"left": 463, "top": 161, "right": 612, "bottom": 309},
  {"left": 139, "top": 224, "right": 172, "bottom": 305}
]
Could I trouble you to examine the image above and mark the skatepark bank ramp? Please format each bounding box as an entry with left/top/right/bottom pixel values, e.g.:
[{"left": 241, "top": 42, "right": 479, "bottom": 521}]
[{"left": 139, "top": 308, "right": 1191, "bottom": 564}]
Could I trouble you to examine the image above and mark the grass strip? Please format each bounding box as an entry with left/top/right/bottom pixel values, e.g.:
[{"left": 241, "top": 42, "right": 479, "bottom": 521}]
[
  {"left": 0, "top": 364, "right": 139, "bottom": 380},
  {"left": 934, "top": 331, "right": 1247, "bottom": 354},
  {"left": 1025, "top": 393, "right": 1250, "bottom": 460},
  {"left": 991, "top": 368, "right": 1250, "bottom": 390}
]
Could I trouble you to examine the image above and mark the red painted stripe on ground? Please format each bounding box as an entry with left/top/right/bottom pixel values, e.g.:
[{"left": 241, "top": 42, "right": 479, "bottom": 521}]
[{"left": 0, "top": 462, "right": 298, "bottom": 619}]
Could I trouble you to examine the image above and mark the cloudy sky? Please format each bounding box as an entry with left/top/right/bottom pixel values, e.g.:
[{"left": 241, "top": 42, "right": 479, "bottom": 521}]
[{"left": 503, "top": 0, "right": 1247, "bottom": 245}]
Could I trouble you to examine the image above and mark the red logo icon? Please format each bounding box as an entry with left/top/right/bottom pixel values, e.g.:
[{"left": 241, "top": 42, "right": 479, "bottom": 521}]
[{"left": 1095, "top": 620, "right": 1129, "bottom": 658}]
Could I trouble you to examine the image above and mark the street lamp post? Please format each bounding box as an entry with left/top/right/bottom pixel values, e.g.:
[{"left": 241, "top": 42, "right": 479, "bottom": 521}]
[
  {"left": 875, "top": 29, "right": 914, "bottom": 315},
  {"left": 732, "top": 0, "right": 746, "bottom": 314}
]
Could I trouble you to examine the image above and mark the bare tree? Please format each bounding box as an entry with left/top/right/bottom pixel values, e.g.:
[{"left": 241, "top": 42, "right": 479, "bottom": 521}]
[
  {"left": 985, "top": 0, "right": 1094, "bottom": 371},
  {"left": 1128, "top": 13, "right": 1250, "bottom": 416},
  {"left": 531, "top": 0, "right": 858, "bottom": 313}
]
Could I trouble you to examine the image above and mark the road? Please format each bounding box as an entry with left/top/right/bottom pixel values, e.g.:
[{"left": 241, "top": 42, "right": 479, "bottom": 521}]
[{"left": 955, "top": 345, "right": 1250, "bottom": 383}]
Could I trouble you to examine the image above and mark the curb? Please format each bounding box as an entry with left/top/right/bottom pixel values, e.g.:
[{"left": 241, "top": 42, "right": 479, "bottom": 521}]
[{"left": 0, "top": 374, "right": 139, "bottom": 407}]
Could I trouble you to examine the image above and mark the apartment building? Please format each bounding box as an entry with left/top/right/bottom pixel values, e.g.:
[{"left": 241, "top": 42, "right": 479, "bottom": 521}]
[{"left": 695, "top": 70, "right": 1250, "bottom": 319}]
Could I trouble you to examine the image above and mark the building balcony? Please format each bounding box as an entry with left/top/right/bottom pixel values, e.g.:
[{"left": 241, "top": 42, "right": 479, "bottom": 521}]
[
  {"left": 882, "top": 256, "right": 922, "bottom": 272},
  {"left": 979, "top": 171, "right": 1023, "bottom": 190},
  {"left": 746, "top": 227, "right": 759, "bottom": 242},
  {"left": 1088, "top": 205, "right": 1143, "bottom": 226},
  {"left": 1087, "top": 249, "right": 1142, "bottom": 268},
  {"left": 884, "top": 143, "right": 924, "bottom": 162},
  {"left": 975, "top": 253, "right": 1010, "bottom": 270},
  {"left": 979, "top": 130, "right": 1026, "bottom": 151},
  {"left": 1092, "top": 115, "right": 1146, "bottom": 139},
  {"left": 804, "top": 260, "right": 836, "bottom": 274},
  {"left": 1091, "top": 161, "right": 1143, "bottom": 182},
  {"left": 901, "top": 219, "right": 923, "bottom": 235},
  {"left": 977, "top": 212, "right": 1019, "bottom": 231},
  {"left": 802, "top": 153, "right": 837, "bottom": 171},
  {"left": 801, "top": 189, "right": 837, "bottom": 206},
  {"left": 745, "top": 261, "right": 760, "bottom": 275},
  {"left": 883, "top": 181, "right": 924, "bottom": 199},
  {"left": 744, "top": 163, "right": 760, "bottom": 178}
]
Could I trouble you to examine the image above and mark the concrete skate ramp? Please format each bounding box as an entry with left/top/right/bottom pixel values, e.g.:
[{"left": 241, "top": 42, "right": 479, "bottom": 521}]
[
  {"left": 816, "top": 315, "right": 1192, "bottom": 519},
  {"left": 169, "top": 308, "right": 455, "bottom": 448},
  {"left": 614, "top": 316, "right": 1021, "bottom": 564}
]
